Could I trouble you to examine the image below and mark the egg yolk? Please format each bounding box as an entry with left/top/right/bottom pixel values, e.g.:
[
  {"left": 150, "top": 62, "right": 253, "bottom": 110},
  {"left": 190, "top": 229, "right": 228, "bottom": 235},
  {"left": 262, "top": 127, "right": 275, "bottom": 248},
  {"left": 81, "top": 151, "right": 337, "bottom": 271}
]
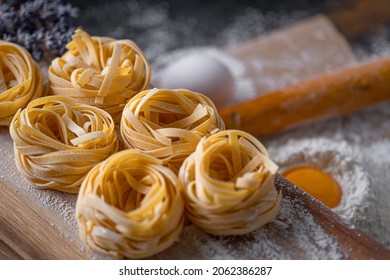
[{"left": 283, "top": 166, "right": 342, "bottom": 208}]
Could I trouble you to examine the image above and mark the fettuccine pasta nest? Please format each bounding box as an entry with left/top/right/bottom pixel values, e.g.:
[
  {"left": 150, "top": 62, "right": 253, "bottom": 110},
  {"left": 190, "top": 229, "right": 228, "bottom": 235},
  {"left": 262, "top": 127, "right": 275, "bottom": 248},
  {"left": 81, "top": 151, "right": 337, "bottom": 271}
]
[
  {"left": 0, "top": 40, "right": 44, "bottom": 126},
  {"left": 120, "top": 88, "right": 225, "bottom": 172},
  {"left": 179, "top": 130, "right": 281, "bottom": 235},
  {"left": 76, "top": 149, "right": 185, "bottom": 259},
  {"left": 10, "top": 96, "right": 118, "bottom": 193},
  {"left": 48, "top": 29, "right": 151, "bottom": 122}
]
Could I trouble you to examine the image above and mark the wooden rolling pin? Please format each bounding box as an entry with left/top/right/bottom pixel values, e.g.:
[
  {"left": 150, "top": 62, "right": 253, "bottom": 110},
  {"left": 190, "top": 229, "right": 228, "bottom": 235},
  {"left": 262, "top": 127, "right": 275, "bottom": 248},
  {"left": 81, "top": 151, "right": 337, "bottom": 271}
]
[{"left": 220, "top": 56, "right": 390, "bottom": 137}]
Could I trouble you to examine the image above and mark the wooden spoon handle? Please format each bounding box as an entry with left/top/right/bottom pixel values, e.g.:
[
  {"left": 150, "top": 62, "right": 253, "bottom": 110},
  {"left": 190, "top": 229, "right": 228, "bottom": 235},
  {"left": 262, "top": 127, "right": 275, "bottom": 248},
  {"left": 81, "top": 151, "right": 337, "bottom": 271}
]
[
  {"left": 220, "top": 56, "right": 390, "bottom": 137},
  {"left": 276, "top": 174, "right": 390, "bottom": 259}
]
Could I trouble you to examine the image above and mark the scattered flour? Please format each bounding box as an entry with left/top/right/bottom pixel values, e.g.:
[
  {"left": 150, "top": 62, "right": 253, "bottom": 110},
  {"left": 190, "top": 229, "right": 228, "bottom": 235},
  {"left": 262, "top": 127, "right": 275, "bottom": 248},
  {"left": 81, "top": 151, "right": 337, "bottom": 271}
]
[
  {"left": 0, "top": 127, "right": 80, "bottom": 245},
  {"left": 355, "top": 29, "right": 390, "bottom": 61},
  {"left": 157, "top": 197, "right": 342, "bottom": 260},
  {"left": 360, "top": 140, "right": 390, "bottom": 248}
]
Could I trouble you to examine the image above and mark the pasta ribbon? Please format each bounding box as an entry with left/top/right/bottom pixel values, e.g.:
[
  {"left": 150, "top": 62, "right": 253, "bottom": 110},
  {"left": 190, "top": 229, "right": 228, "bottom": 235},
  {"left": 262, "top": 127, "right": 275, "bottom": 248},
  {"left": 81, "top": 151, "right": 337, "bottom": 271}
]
[
  {"left": 76, "top": 149, "right": 184, "bottom": 259},
  {"left": 0, "top": 40, "right": 44, "bottom": 126},
  {"left": 48, "top": 29, "right": 151, "bottom": 122},
  {"left": 179, "top": 130, "right": 280, "bottom": 235},
  {"left": 120, "top": 88, "right": 225, "bottom": 172},
  {"left": 10, "top": 96, "right": 118, "bottom": 193}
]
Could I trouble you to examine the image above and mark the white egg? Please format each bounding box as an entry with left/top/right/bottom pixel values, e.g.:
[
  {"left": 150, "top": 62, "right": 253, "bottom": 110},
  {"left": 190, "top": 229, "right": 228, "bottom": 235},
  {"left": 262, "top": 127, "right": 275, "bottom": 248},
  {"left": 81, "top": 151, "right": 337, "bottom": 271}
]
[{"left": 158, "top": 53, "right": 234, "bottom": 108}]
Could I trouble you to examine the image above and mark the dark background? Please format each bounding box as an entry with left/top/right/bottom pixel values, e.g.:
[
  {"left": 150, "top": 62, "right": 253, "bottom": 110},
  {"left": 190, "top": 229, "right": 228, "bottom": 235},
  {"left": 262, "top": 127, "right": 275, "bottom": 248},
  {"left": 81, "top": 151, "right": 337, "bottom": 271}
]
[
  {"left": 69, "top": 0, "right": 341, "bottom": 13},
  {"left": 68, "top": 0, "right": 390, "bottom": 61}
]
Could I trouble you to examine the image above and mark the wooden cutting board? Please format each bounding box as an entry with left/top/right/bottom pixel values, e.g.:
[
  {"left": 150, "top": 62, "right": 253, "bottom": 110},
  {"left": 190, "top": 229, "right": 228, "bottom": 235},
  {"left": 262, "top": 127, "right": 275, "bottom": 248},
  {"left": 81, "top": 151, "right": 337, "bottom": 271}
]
[
  {"left": 1, "top": 13, "right": 390, "bottom": 259},
  {"left": 225, "top": 15, "right": 357, "bottom": 102}
]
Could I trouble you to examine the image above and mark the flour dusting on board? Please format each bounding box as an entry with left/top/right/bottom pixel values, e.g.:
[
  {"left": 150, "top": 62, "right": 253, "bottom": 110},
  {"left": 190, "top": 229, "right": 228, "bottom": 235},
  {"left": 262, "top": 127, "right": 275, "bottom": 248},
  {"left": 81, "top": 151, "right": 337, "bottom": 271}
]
[
  {"left": 361, "top": 140, "right": 390, "bottom": 247},
  {"left": 0, "top": 128, "right": 80, "bottom": 244},
  {"left": 157, "top": 197, "right": 342, "bottom": 260}
]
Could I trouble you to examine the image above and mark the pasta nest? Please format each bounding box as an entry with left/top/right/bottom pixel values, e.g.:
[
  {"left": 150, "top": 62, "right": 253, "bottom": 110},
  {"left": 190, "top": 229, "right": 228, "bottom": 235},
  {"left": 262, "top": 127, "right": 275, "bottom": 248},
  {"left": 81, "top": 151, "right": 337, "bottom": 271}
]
[
  {"left": 179, "top": 130, "right": 281, "bottom": 235},
  {"left": 48, "top": 29, "right": 151, "bottom": 122},
  {"left": 9, "top": 96, "right": 118, "bottom": 193},
  {"left": 0, "top": 40, "right": 44, "bottom": 126},
  {"left": 120, "top": 88, "right": 225, "bottom": 172},
  {"left": 76, "top": 149, "right": 185, "bottom": 259}
]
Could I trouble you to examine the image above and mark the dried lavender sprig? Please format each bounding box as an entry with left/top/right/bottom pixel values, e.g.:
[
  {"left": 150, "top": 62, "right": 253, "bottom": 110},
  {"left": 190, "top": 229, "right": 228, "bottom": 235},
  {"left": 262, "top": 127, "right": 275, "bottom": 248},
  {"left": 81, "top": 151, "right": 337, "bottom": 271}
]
[{"left": 0, "top": 0, "right": 79, "bottom": 61}]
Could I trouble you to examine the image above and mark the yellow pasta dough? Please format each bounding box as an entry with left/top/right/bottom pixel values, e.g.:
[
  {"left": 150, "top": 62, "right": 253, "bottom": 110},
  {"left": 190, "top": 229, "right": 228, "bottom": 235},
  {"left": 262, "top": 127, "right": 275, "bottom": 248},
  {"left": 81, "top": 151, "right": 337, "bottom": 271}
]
[
  {"left": 0, "top": 40, "right": 44, "bottom": 126},
  {"left": 48, "top": 29, "right": 151, "bottom": 122},
  {"left": 179, "top": 130, "right": 280, "bottom": 235},
  {"left": 120, "top": 88, "right": 225, "bottom": 172},
  {"left": 76, "top": 149, "right": 185, "bottom": 259},
  {"left": 9, "top": 96, "right": 118, "bottom": 193}
]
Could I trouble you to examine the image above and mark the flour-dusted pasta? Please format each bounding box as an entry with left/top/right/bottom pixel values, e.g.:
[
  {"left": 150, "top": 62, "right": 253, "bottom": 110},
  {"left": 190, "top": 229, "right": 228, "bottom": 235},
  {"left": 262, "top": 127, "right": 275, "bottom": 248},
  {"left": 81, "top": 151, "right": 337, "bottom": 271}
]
[
  {"left": 179, "top": 130, "right": 280, "bottom": 235},
  {"left": 9, "top": 96, "right": 118, "bottom": 193},
  {"left": 0, "top": 40, "right": 44, "bottom": 126},
  {"left": 120, "top": 88, "right": 225, "bottom": 172},
  {"left": 48, "top": 29, "right": 151, "bottom": 122},
  {"left": 76, "top": 149, "right": 185, "bottom": 259}
]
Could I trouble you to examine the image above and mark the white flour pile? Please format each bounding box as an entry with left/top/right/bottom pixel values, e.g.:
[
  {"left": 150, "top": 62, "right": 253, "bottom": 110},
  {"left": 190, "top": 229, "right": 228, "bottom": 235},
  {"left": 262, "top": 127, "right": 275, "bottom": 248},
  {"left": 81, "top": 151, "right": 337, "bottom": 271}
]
[
  {"left": 268, "top": 137, "right": 377, "bottom": 237},
  {"left": 262, "top": 102, "right": 390, "bottom": 249}
]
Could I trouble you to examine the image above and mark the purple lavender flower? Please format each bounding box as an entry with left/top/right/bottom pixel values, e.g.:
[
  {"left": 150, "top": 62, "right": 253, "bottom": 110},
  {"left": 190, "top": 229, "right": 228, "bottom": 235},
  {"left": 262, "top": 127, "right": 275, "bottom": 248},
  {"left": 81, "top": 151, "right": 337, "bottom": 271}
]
[{"left": 0, "top": 0, "right": 79, "bottom": 60}]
